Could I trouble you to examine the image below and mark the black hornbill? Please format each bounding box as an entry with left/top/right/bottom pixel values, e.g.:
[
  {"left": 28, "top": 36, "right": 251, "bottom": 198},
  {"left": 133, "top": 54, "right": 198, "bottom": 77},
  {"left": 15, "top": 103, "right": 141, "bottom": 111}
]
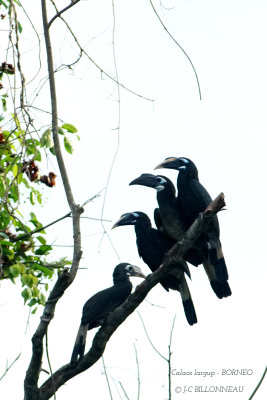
[
  {"left": 129, "top": 173, "right": 231, "bottom": 299},
  {"left": 155, "top": 157, "right": 231, "bottom": 297},
  {"left": 112, "top": 212, "right": 197, "bottom": 325},
  {"left": 71, "top": 263, "right": 146, "bottom": 364}
]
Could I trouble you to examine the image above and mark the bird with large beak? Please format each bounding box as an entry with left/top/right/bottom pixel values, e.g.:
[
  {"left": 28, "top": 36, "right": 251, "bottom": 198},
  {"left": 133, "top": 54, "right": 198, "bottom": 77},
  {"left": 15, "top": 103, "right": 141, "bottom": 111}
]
[
  {"left": 71, "top": 263, "right": 146, "bottom": 364},
  {"left": 129, "top": 172, "right": 231, "bottom": 299},
  {"left": 112, "top": 211, "right": 197, "bottom": 326},
  {"left": 154, "top": 156, "right": 231, "bottom": 298}
]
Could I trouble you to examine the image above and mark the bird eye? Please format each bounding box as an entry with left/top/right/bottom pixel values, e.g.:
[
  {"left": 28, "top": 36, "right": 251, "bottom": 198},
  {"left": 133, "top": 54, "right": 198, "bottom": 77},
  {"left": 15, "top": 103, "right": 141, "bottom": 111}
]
[
  {"left": 156, "top": 176, "right": 166, "bottom": 184},
  {"left": 126, "top": 265, "right": 133, "bottom": 273},
  {"left": 179, "top": 157, "right": 189, "bottom": 164}
]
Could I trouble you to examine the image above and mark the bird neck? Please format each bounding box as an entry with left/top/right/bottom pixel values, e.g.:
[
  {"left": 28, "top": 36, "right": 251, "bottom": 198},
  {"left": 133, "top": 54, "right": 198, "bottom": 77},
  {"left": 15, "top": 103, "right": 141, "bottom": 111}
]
[
  {"left": 156, "top": 185, "right": 176, "bottom": 208},
  {"left": 178, "top": 164, "right": 199, "bottom": 187},
  {"left": 134, "top": 216, "right": 151, "bottom": 237},
  {"left": 113, "top": 275, "right": 133, "bottom": 290}
]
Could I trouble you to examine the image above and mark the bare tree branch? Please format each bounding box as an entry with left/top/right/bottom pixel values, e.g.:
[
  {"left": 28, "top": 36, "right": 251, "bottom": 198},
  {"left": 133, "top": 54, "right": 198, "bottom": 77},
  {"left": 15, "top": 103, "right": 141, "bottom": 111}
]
[{"left": 24, "top": 1, "right": 84, "bottom": 399}]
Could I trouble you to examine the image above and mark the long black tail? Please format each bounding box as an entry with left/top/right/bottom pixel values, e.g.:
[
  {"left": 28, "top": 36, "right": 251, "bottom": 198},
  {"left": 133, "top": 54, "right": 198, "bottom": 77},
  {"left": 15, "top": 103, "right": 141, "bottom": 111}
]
[
  {"left": 203, "top": 259, "right": 231, "bottom": 299},
  {"left": 208, "top": 238, "right": 229, "bottom": 281},
  {"left": 70, "top": 323, "right": 89, "bottom": 364},
  {"left": 178, "top": 275, "right": 197, "bottom": 325}
]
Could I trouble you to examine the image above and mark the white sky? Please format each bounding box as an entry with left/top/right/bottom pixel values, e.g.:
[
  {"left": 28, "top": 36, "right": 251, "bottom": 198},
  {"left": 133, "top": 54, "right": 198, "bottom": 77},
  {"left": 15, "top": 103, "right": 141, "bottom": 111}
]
[{"left": 0, "top": 0, "right": 267, "bottom": 399}]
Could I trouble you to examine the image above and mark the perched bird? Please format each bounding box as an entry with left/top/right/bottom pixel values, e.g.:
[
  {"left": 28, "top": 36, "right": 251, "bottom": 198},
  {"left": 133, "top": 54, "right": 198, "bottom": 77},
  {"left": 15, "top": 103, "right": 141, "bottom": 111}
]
[
  {"left": 71, "top": 263, "right": 146, "bottom": 364},
  {"left": 129, "top": 174, "right": 202, "bottom": 266},
  {"left": 155, "top": 157, "right": 231, "bottom": 297},
  {"left": 129, "top": 173, "right": 230, "bottom": 298},
  {"left": 112, "top": 212, "right": 197, "bottom": 325}
]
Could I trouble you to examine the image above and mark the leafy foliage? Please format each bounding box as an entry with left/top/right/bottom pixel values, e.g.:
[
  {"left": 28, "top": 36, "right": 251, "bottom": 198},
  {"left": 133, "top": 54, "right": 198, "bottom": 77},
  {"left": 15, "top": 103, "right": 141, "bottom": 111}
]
[{"left": 0, "top": 1, "right": 77, "bottom": 308}]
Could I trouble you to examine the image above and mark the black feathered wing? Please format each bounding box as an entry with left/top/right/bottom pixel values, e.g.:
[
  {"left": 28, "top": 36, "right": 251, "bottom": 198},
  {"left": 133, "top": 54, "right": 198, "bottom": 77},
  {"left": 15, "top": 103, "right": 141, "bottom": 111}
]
[{"left": 71, "top": 284, "right": 132, "bottom": 364}]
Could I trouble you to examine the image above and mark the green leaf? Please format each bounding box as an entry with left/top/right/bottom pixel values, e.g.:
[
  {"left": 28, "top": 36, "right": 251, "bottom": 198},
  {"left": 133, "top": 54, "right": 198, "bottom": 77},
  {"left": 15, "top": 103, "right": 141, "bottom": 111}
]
[
  {"left": 0, "top": 240, "right": 13, "bottom": 246},
  {"left": 28, "top": 298, "right": 37, "bottom": 307},
  {"left": 30, "top": 191, "right": 35, "bottom": 205},
  {"left": 30, "top": 219, "right": 43, "bottom": 229},
  {"left": 34, "top": 264, "right": 53, "bottom": 278},
  {"left": 21, "top": 178, "right": 30, "bottom": 189},
  {"left": 35, "top": 150, "right": 42, "bottom": 161},
  {"left": 36, "top": 236, "right": 46, "bottom": 245},
  {"left": 12, "top": 164, "right": 18, "bottom": 178},
  {"left": 49, "top": 146, "right": 56, "bottom": 155},
  {"left": 35, "top": 244, "right": 52, "bottom": 255},
  {"left": 2, "top": 97, "right": 7, "bottom": 112},
  {"left": 64, "top": 136, "right": 73, "bottom": 154},
  {"left": 61, "top": 123, "right": 77, "bottom": 133},
  {"left": 32, "top": 287, "right": 40, "bottom": 297},
  {"left": 40, "top": 129, "right": 53, "bottom": 148},
  {"left": 17, "top": 172, "right": 23, "bottom": 184},
  {"left": 0, "top": 211, "right": 11, "bottom": 229},
  {"left": 58, "top": 127, "right": 65, "bottom": 135},
  {"left": 21, "top": 274, "right": 33, "bottom": 287},
  {"left": 39, "top": 293, "right": 46, "bottom": 305},
  {"left": 37, "top": 192, "right": 42, "bottom": 204},
  {"left": 0, "top": 179, "right": 7, "bottom": 197},
  {"left": 30, "top": 212, "right": 37, "bottom": 221},
  {"left": 9, "top": 264, "right": 21, "bottom": 277},
  {"left": 0, "top": 232, "right": 9, "bottom": 240},
  {"left": 21, "top": 288, "right": 32, "bottom": 304},
  {"left": 9, "top": 183, "right": 19, "bottom": 202},
  {"left": 0, "top": 1, "right": 8, "bottom": 9},
  {"left": 17, "top": 21, "right": 23, "bottom": 34}
]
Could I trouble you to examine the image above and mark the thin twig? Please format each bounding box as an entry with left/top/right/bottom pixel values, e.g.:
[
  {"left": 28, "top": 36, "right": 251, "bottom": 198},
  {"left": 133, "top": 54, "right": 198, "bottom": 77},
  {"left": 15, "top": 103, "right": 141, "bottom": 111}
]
[
  {"left": 0, "top": 353, "right": 21, "bottom": 381},
  {"left": 248, "top": 365, "right": 267, "bottom": 400},
  {"left": 102, "top": 356, "right": 114, "bottom": 400},
  {"left": 45, "top": 333, "right": 56, "bottom": 400},
  {"left": 13, "top": 212, "right": 72, "bottom": 242},
  {"left": 48, "top": 0, "right": 154, "bottom": 102},
  {"left": 168, "top": 315, "right": 176, "bottom": 400},
  {"left": 134, "top": 343, "right": 141, "bottom": 400},
  {"left": 119, "top": 381, "right": 130, "bottom": 400},
  {"left": 48, "top": 0, "right": 81, "bottom": 28},
  {"left": 137, "top": 311, "right": 167, "bottom": 361},
  {"left": 149, "top": 0, "right": 202, "bottom": 100},
  {"left": 99, "top": 0, "right": 122, "bottom": 261}
]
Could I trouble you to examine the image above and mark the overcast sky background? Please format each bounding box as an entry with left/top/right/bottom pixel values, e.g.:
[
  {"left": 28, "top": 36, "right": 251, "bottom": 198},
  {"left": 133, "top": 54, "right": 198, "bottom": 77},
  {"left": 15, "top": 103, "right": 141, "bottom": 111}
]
[{"left": 0, "top": 0, "right": 267, "bottom": 399}]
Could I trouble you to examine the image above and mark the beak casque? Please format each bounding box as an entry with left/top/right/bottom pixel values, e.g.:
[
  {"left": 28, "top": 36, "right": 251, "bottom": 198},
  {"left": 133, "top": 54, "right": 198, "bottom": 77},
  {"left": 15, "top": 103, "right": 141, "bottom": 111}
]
[
  {"left": 130, "top": 265, "right": 146, "bottom": 279},
  {"left": 154, "top": 157, "right": 178, "bottom": 170},
  {"left": 129, "top": 174, "right": 156, "bottom": 188}
]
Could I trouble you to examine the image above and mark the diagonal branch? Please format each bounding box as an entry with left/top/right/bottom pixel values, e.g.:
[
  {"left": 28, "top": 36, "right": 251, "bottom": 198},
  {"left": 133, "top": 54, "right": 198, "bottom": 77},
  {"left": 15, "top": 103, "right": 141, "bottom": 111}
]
[{"left": 37, "top": 193, "right": 225, "bottom": 400}]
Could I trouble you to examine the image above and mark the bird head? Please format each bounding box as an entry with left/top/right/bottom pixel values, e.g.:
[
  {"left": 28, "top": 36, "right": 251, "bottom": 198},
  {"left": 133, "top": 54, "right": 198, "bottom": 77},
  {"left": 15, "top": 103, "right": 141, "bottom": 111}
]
[
  {"left": 155, "top": 157, "right": 191, "bottom": 171},
  {"left": 112, "top": 212, "right": 140, "bottom": 228},
  {"left": 129, "top": 173, "right": 168, "bottom": 192},
  {"left": 124, "top": 263, "right": 146, "bottom": 279},
  {"left": 113, "top": 263, "right": 146, "bottom": 284}
]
